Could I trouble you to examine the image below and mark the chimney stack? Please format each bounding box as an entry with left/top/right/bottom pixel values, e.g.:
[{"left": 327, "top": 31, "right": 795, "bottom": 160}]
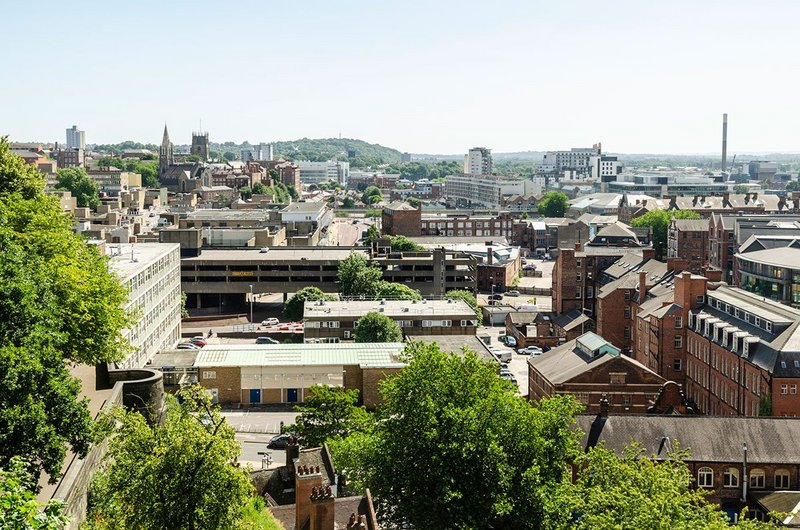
[
  {"left": 639, "top": 271, "right": 647, "bottom": 302},
  {"left": 721, "top": 113, "right": 728, "bottom": 173},
  {"left": 599, "top": 395, "right": 610, "bottom": 418},
  {"left": 295, "top": 465, "right": 323, "bottom": 530},
  {"left": 309, "top": 485, "right": 336, "bottom": 530},
  {"left": 347, "top": 514, "right": 368, "bottom": 530},
  {"left": 286, "top": 436, "right": 300, "bottom": 475},
  {"left": 486, "top": 246, "right": 493, "bottom": 265}
]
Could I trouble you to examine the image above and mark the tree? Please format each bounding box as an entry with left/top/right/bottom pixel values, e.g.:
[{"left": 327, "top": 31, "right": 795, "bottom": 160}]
[
  {"left": 337, "top": 252, "right": 382, "bottom": 298},
  {"left": 83, "top": 386, "right": 253, "bottom": 530},
  {"left": 361, "top": 186, "right": 382, "bottom": 205},
  {"left": 537, "top": 191, "right": 570, "bottom": 218},
  {"left": 390, "top": 235, "right": 425, "bottom": 252},
  {"left": 374, "top": 282, "right": 422, "bottom": 301},
  {"left": 222, "top": 151, "right": 237, "bottom": 161},
  {"left": 787, "top": 180, "right": 800, "bottom": 191},
  {"left": 180, "top": 291, "right": 189, "bottom": 319},
  {"left": 0, "top": 140, "right": 131, "bottom": 481},
  {"left": 406, "top": 197, "right": 421, "bottom": 207},
  {"left": 363, "top": 224, "right": 380, "bottom": 245},
  {"left": 543, "top": 444, "right": 779, "bottom": 530},
  {"left": 353, "top": 312, "right": 403, "bottom": 343},
  {"left": 283, "top": 287, "right": 335, "bottom": 321},
  {"left": 733, "top": 184, "right": 749, "bottom": 194},
  {"left": 251, "top": 181, "right": 268, "bottom": 195},
  {"left": 55, "top": 167, "right": 100, "bottom": 209},
  {"left": 445, "top": 289, "right": 482, "bottom": 320},
  {"left": 631, "top": 209, "right": 700, "bottom": 260},
  {"left": 238, "top": 186, "right": 252, "bottom": 200},
  {"left": 0, "top": 457, "right": 68, "bottom": 530},
  {"left": 287, "top": 386, "right": 372, "bottom": 447},
  {"left": 330, "top": 342, "right": 583, "bottom": 529},
  {"left": 342, "top": 196, "right": 355, "bottom": 208}
]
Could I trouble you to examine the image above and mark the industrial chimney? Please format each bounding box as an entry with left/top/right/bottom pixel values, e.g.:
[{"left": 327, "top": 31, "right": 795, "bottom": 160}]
[{"left": 721, "top": 113, "right": 728, "bottom": 173}]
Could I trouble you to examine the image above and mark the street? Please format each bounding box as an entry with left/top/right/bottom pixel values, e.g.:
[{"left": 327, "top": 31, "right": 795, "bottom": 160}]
[{"left": 223, "top": 410, "right": 299, "bottom": 470}]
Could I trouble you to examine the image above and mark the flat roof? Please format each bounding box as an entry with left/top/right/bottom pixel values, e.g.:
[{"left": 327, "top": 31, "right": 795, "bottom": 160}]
[
  {"left": 194, "top": 342, "right": 405, "bottom": 368},
  {"left": 107, "top": 243, "right": 179, "bottom": 279},
  {"left": 182, "top": 247, "right": 369, "bottom": 262},
  {"left": 281, "top": 202, "right": 327, "bottom": 213},
  {"left": 304, "top": 299, "right": 475, "bottom": 318},
  {"left": 186, "top": 210, "right": 271, "bottom": 221}
]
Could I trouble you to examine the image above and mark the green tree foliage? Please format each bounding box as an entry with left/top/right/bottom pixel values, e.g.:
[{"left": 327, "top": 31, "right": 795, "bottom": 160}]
[
  {"left": 180, "top": 291, "right": 189, "bottom": 320},
  {"left": 361, "top": 186, "right": 382, "bottom": 205},
  {"left": 364, "top": 209, "right": 381, "bottom": 218},
  {"left": 363, "top": 224, "right": 381, "bottom": 245},
  {"left": 545, "top": 444, "right": 779, "bottom": 530},
  {"left": 91, "top": 141, "right": 158, "bottom": 155},
  {"left": 537, "top": 191, "right": 570, "bottom": 218},
  {"left": 238, "top": 186, "right": 252, "bottom": 200},
  {"left": 390, "top": 235, "right": 425, "bottom": 252},
  {"left": 342, "top": 196, "right": 355, "bottom": 208},
  {"left": 55, "top": 167, "right": 100, "bottom": 209},
  {"left": 631, "top": 209, "right": 701, "bottom": 260},
  {"left": 374, "top": 282, "right": 422, "bottom": 301},
  {"left": 733, "top": 184, "right": 749, "bottom": 194},
  {"left": 286, "top": 185, "right": 299, "bottom": 200},
  {"left": 223, "top": 151, "right": 237, "bottom": 161},
  {"left": 251, "top": 181, "right": 268, "bottom": 195},
  {"left": 445, "top": 289, "right": 482, "bottom": 320},
  {"left": 83, "top": 387, "right": 253, "bottom": 530},
  {"left": 90, "top": 157, "right": 159, "bottom": 188},
  {"left": 331, "top": 342, "right": 583, "bottom": 529},
  {"left": 271, "top": 138, "right": 402, "bottom": 169},
  {"left": 0, "top": 457, "right": 68, "bottom": 529},
  {"left": 786, "top": 180, "right": 800, "bottom": 191},
  {"left": 353, "top": 312, "right": 403, "bottom": 343},
  {"left": 283, "top": 287, "right": 335, "bottom": 321},
  {"left": 384, "top": 160, "right": 463, "bottom": 180},
  {"left": 0, "top": 139, "right": 131, "bottom": 482},
  {"left": 337, "top": 252, "right": 383, "bottom": 298},
  {"left": 287, "top": 385, "right": 372, "bottom": 447},
  {"left": 406, "top": 196, "right": 421, "bottom": 207}
]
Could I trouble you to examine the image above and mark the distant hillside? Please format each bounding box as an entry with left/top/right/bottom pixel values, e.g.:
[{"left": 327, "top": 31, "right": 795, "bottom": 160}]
[{"left": 272, "top": 137, "right": 403, "bottom": 168}]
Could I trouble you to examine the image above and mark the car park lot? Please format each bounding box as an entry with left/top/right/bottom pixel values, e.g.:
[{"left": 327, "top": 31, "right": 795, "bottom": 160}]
[{"left": 478, "top": 325, "right": 529, "bottom": 397}]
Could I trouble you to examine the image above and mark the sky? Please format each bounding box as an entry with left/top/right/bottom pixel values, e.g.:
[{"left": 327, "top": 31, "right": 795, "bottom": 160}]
[{"left": 2, "top": 0, "right": 799, "bottom": 155}]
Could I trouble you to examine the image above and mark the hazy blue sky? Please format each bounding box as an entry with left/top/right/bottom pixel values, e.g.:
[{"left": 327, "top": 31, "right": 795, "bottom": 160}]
[{"left": 2, "top": 0, "right": 798, "bottom": 154}]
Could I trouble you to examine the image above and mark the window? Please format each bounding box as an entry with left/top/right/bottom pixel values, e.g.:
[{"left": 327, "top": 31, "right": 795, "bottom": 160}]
[
  {"left": 575, "top": 286, "right": 582, "bottom": 298},
  {"left": 624, "top": 307, "right": 631, "bottom": 318},
  {"left": 422, "top": 320, "right": 432, "bottom": 327},
  {"left": 697, "top": 467, "right": 714, "bottom": 488},
  {"left": 775, "top": 470, "right": 791, "bottom": 489},
  {"left": 673, "top": 359, "right": 682, "bottom": 371},
  {"left": 750, "top": 469, "right": 765, "bottom": 489},
  {"left": 792, "top": 385, "right": 798, "bottom": 395},
  {"left": 610, "top": 373, "right": 627, "bottom": 385},
  {"left": 674, "top": 336, "right": 683, "bottom": 348},
  {"left": 723, "top": 468, "right": 739, "bottom": 488},
  {"left": 202, "top": 371, "right": 217, "bottom": 380},
  {"left": 622, "top": 395, "right": 632, "bottom": 406},
  {"left": 575, "top": 392, "right": 589, "bottom": 404},
  {"left": 576, "top": 272, "right": 582, "bottom": 281},
  {"left": 624, "top": 327, "right": 631, "bottom": 339},
  {"left": 624, "top": 290, "right": 631, "bottom": 300},
  {"left": 461, "top": 320, "right": 475, "bottom": 327},
  {"left": 696, "top": 295, "right": 705, "bottom": 304},
  {"left": 781, "top": 384, "right": 788, "bottom": 395},
  {"left": 675, "top": 316, "right": 682, "bottom": 329}
]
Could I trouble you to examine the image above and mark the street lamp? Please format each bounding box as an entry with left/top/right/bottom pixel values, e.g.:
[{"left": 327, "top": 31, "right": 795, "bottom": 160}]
[{"left": 249, "top": 284, "right": 254, "bottom": 324}]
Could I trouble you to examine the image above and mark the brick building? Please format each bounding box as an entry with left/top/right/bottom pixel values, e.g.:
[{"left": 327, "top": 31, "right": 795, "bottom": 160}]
[
  {"left": 685, "top": 284, "right": 800, "bottom": 417},
  {"left": 381, "top": 201, "right": 421, "bottom": 236},
  {"left": 576, "top": 413, "right": 800, "bottom": 518},
  {"left": 667, "top": 218, "right": 710, "bottom": 274},
  {"left": 505, "top": 311, "right": 562, "bottom": 349},
  {"left": 419, "top": 212, "right": 515, "bottom": 239},
  {"left": 302, "top": 299, "right": 478, "bottom": 342},
  {"left": 528, "top": 332, "right": 670, "bottom": 414}
]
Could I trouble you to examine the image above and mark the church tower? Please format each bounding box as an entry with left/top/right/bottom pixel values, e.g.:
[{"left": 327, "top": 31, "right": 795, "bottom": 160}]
[
  {"left": 159, "top": 124, "right": 174, "bottom": 178},
  {"left": 190, "top": 131, "right": 210, "bottom": 161}
]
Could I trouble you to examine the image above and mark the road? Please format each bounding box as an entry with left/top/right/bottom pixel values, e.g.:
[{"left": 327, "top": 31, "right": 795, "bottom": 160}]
[
  {"left": 223, "top": 410, "right": 299, "bottom": 470},
  {"left": 328, "top": 217, "right": 376, "bottom": 246}
]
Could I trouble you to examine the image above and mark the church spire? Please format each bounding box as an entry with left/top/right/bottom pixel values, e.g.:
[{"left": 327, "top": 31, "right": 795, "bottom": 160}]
[
  {"left": 162, "top": 124, "right": 170, "bottom": 146},
  {"left": 159, "top": 124, "right": 174, "bottom": 178}
]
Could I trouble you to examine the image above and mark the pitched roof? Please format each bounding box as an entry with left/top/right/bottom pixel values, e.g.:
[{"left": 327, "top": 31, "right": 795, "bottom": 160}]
[
  {"left": 552, "top": 309, "right": 591, "bottom": 331},
  {"left": 576, "top": 414, "right": 800, "bottom": 464},
  {"left": 672, "top": 219, "right": 709, "bottom": 232}
]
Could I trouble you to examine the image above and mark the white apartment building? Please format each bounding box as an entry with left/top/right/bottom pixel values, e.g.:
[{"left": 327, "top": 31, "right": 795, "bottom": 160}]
[
  {"left": 541, "top": 144, "right": 601, "bottom": 174},
  {"left": 241, "top": 142, "right": 274, "bottom": 162},
  {"left": 298, "top": 160, "right": 350, "bottom": 186},
  {"left": 444, "top": 175, "right": 526, "bottom": 208},
  {"left": 66, "top": 125, "right": 86, "bottom": 150},
  {"left": 591, "top": 154, "right": 623, "bottom": 183},
  {"left": 107, "top": 243, "right": 182, "bottom": 368},
  {"left": 463, "top": 147, "right": 492, "bottom": 175}
]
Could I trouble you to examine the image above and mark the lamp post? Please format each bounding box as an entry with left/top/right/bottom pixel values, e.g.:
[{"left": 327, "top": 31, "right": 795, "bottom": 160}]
[{"left": 249, "top": 284, "right": 254, "bottom": 324}]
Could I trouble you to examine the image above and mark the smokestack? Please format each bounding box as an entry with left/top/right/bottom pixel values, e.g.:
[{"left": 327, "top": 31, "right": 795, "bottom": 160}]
[{"left": 721, "top": 113, "right": 728, "bottom": 173}]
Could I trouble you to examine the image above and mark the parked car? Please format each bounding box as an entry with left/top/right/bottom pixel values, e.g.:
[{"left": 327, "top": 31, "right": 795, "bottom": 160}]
[
  {"left": 505, "top": 290, "right": 521, "bottom": 297},
  {"left": 256, "top": 336, "right": 279, "bottom": 345},
  {"left": 261, "top": 318, "right": 280, "bottom": 326},
  {"left": 522, "top": 264, "right": 537, "bottom": 270},
  {"left": 499, "top": 335, "right": 517, "bottom": 347},
  {"left": 488, "top": 294, "right": 503, "bottom": 301},
  {"left": 492, "top": 349, "right": 512, "bottom": 363},
  {"left": 517, "top": 346, "right": 543, "bottom": 356},
  {"left": 268, "top": 433, "right": 292, "bottom": 449},
  {"left": 190, "top": 338, "right": 207, "bottom": 347},
  {"left": 177, "top": 342, "right": 201, "bottom": 350},
  {"left": 500, "top": 372, "right": 518, "bottom": 385}
]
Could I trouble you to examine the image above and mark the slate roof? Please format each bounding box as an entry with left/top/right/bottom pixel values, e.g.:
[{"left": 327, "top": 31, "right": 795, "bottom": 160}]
[
  {"left": 576, "top": 414, "right": 800, "bottom": 464},
  {"left": 672, "top": 219, "right": 710, "bottom": 232},
  {"left": 270, "top": 492, "right": 379, "bottom": 530},
  {"left": 552, "top": 309, "right": 591, "bottom": 331}
]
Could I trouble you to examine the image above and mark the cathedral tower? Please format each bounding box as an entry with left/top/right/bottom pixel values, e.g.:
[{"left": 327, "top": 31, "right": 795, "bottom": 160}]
[{"left": 159, "top": 124, "right": 174, "bottom": 178}]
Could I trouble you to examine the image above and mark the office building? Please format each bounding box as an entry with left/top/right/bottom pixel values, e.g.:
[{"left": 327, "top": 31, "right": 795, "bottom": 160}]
[
  {"left": 66, "top": 125, "right": 85, "bottom": 150},
  {"left": 298, "top": 160, "right": 350, "bottom": 186},
  {"left": 463, "top": 147, "right": 492, "bottom": 175},
  {"left": 107, "top": 243, "right": 182, "bottom": 368},
  {"left": 444, "top": 175, "right": 526, "bottom": 208},
  {"left": 540, "top": 144, "right": 601, "bottom": 175},
  {"left": 241, "top": 142, "right": 273, "bottom": 162}
]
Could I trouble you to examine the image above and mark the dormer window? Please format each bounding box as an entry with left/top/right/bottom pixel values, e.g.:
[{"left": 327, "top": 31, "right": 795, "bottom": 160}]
[{"left": 766, "top": 321, "right": 773, "bottom": 332}]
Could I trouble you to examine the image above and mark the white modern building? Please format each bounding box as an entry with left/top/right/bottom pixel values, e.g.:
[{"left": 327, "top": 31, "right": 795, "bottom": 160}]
[
  {"left": 464, "top": 147, "right": 492, "bottom": 175},
  {"left": 541, "top": 144, "right": 601, "bottom": 174},
  {"left": 241, "top": 142, "right": 274, "bottom": 162},
  {"left": 66, "top": 125, "right": 86, "bottom": 150},
  {"left": 107, "top": 243, "right": 182, "bottom": 368},
  {"left": 298, "top": 160, "right": 350, "bottom": 186},
  {"left": 279, "top": 201, "right": 328, "bottom": 224},
  {"left": 445, "top": 175, "right": 529, "bottom": 208}
]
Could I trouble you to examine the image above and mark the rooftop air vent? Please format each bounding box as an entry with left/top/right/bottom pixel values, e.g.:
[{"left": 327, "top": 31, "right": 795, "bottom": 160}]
[{"left": 260, "top": 247, "right": 270, "bottom": 253}]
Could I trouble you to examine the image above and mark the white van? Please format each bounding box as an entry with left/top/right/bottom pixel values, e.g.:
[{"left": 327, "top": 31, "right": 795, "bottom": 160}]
[
  {"left": 490, "top": 348, "right": 512, "bottom": 363},
  {"left": 517, "top": 304, "right": 538, "bottom": 312}
]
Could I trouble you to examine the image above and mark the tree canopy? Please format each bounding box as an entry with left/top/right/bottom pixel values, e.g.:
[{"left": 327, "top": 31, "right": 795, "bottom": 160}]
[
  {"left": 389, "top": 235, "right": 425, "bottom": 252},
  {"left": 445, "top": 289, "right": 482, "bottom": 320},
  {"left": 331, "top": 342, "right": 583, "bottom": 529},
  {"left": 374, "top": 282, "right": 422, "bottom": 301},
  {"left": 337, "top": 252, "right": 383, "bottom": 298},
  {"left": 83, "top": 387, "right": 254, "bottom": 530},
  {"left": 283, "top": 287, "right": 336, "bottom": 321},
  {"left": 363, "top": 225, "right": 380, "bottom": 245},
  {"left": 361, "top": 186, "right": 382, "bottom": 205},
  {"left": 0, "top": 138, "right": 131, "bottom": 481},
  {"left": 353, "top": 312, "right": 403, "bottom": 343},
  {"left": 0, "top": 457, "right": 68, "bottom": 529},
  {"left": 631, "top": 209, "right": 700, "bottom": 260},
  {"left": 537, "top": 191, "right": 570, "bottom": 217},
  {"left": 55, "top": 166, "right": 100, "bottom": 209},
  {"left": 287, "top": 385, "right": 372, "bottom": 447}
]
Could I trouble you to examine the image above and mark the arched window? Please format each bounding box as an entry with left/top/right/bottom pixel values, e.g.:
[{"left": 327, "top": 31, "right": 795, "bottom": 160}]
[
  {"left": 723, "top": 468, "right": 739, "bottom": 488},
  {"left": 697, "top": 467, "right": 714, "bottom": 488},
  {"left": 775, "top": 469, "right": 791, "bottom": 490},
  {"left": 750, "top": 469, "right": 765, "bottom": 489}
]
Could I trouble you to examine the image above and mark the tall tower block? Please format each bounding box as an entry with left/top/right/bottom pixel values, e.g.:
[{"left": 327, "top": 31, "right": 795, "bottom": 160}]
[{"left": 721, "top": 113, "right": 728, "bottom": 173}]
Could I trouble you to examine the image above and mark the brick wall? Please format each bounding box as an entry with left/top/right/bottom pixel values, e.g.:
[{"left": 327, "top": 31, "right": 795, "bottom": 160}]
[
  {"left": 361, "top": 367, "right": 402, "bottom": 409},
  {"left": 198, "top": 366, "right": 241, "bottom": 405},
  {"left": 772, "top": 377, "right": 800, "bottom": 417},
  {"left": 381, "top": 207, "right": 421, "bottom": 236}
]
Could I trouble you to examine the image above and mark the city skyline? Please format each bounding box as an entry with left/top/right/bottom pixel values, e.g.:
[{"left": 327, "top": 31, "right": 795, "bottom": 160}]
[{"left": 2, "top": 0, "right": 800, "bottom": 154}]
